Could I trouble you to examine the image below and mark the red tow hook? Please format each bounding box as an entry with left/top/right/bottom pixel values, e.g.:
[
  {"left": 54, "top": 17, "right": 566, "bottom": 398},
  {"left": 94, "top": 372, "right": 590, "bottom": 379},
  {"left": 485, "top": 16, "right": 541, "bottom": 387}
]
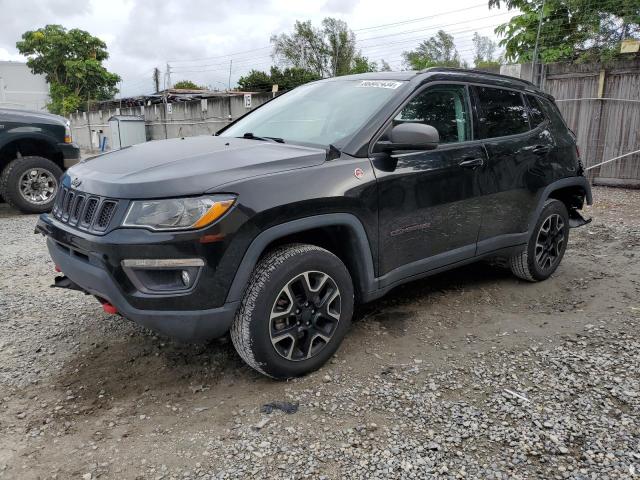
[
  {"left": 102, "top": 302, "right": 118, "bottom": 315},
  {"left": 54, "top": 265, "right": 61, "bottom": 273}
]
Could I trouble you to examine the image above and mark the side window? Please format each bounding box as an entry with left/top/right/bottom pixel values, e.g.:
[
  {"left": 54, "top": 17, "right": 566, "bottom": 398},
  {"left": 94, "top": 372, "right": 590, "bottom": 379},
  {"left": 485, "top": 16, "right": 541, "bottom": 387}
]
[
  {"left": 394, "top": 85, "right": 471, "bottom": 144},
  {"left": 538, "top": 97, "right": 569, "bottom": 131},
  {"left": 475, "top": 87, "right": 529, "bottom": 138},
  {"left": 526, "top": 94, "right": 547, "bottom": 128}
]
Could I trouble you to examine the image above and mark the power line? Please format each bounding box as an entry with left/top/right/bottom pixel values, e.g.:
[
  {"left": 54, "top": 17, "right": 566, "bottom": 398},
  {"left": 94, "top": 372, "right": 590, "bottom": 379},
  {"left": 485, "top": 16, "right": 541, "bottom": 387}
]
[
  {"left": 170, "top": 17, "right": 511, "bottom": 74},
  {"left": 168, "top": 3, "right": 512, "bottom": 65}
]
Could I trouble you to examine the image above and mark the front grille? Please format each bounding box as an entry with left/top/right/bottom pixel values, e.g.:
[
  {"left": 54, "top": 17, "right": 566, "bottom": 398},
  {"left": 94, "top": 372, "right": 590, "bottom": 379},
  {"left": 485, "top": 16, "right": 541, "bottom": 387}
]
[
  {"left": 52, "top": 186, "right": 119, "bottom": 233},
  {"left": 95, "top": 201, "right": 117, "bottom": 230},
  {"left": 71, "top": 195, "right": 85, "bottom": 222},
  {"left": 82, "top": 198, "right": 99, "bottom": 225}
]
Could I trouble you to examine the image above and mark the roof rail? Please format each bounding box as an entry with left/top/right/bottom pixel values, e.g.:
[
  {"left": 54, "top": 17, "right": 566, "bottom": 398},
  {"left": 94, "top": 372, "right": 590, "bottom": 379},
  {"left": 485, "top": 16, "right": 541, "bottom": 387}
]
[{"left": 419, "top": 67, "right": 538, "bottom": 89}]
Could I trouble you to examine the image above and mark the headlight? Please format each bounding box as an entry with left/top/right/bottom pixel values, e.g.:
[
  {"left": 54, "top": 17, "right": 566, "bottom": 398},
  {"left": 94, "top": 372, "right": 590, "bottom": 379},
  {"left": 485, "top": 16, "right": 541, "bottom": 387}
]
[{"left": 123, "top": 195, "right": 236, "bottom": 231}]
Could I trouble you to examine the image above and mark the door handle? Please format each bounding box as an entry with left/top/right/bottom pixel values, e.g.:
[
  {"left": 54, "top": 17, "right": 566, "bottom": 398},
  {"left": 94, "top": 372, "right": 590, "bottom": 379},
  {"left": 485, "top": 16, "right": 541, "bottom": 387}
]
[
  {"left": 531, "top": 144, "right": 551, "bottom": 155},
  {"left": 459, "top": 157, "right": 484, "bottom": 169}
]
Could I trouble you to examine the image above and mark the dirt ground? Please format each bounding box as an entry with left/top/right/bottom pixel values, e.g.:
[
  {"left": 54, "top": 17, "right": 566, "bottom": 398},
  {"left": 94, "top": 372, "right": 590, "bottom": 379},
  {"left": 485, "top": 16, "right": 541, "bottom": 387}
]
[{"left": 0, "top": 186, "right": 639, "bottom": 479}]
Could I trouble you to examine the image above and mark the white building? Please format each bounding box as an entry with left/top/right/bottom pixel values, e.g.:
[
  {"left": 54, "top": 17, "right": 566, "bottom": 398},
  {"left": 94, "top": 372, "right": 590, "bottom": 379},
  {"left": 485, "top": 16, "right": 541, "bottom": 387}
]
[{"left": 0, "top": 61, "right": 50, "bottom": 111}]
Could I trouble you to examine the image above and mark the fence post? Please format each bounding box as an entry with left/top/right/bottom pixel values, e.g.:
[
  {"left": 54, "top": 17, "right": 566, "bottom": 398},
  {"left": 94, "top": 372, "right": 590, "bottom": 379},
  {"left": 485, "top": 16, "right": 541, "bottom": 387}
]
[{"left": 592, "top": 68, "right": 608, "bottom": 182}]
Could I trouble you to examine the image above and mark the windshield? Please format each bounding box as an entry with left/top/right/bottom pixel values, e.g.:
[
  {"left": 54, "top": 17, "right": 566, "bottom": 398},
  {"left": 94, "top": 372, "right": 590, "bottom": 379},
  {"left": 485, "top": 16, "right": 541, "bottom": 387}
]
[{"left": 220, "top": 80, "right": 405, "bottom": 147}]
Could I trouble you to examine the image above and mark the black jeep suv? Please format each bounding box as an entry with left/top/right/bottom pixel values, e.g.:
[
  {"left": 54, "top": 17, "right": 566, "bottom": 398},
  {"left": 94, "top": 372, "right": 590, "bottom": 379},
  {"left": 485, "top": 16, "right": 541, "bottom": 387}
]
[
  {"left": 37, "top": 68, "right": 592, "bottom": 378},
  {"left": 1, "top": 108, "right": 80, "bottom": 213}
]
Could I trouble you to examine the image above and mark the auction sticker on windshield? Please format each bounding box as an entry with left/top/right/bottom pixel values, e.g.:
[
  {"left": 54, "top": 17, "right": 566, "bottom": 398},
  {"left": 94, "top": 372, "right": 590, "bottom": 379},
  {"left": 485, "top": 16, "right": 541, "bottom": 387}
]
[{"left": 357, "top": 80, "right": 403, "bottom": 89}]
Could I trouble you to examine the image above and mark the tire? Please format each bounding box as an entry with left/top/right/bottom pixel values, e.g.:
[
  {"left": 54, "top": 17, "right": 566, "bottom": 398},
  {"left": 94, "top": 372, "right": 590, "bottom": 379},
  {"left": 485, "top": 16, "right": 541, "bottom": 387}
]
[
  {"left": 231, "top": 243, "right": 354, "bottom": 379},
  {"left": 510, "top": 199, "right": 569, "bottom": 282},
  {"left": 0, "top": 156, "right": 63, "bottom": 214}
]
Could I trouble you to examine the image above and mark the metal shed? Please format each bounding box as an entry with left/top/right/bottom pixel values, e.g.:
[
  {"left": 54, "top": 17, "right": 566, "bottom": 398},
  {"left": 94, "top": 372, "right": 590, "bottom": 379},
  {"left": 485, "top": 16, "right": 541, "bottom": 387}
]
[{"left": 108, "top": 115, "right": 146, "bottom": 150}]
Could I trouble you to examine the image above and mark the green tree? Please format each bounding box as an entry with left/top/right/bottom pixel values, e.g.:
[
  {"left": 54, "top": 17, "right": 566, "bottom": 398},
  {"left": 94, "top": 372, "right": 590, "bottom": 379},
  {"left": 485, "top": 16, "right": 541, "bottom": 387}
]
[
  {"left": 472, "top": 32, "right": 500, "bottom": 68},
  {"left": 489, "top": 0, "right": 640, "bottom": 63},
  {"left": 272, "top": 17, "right": 378, "bottom": 77},
  {"left": 349, "top": 55, "right": 378, "bottom": 74},
  {"left": 237, "top": 69, "right": 273, "bottom": 91},
  {"left": 269, "top": 66, "right": 321, "bottom": 90},
  {"left": 402, "top": 30, "right": 464, "bottom": 70},
  {"left": 237, "top": 67, "right": 321, "bottom": 92},
  {"left": 322, "top": 18, "right": 356, "bottom": 76},
  {"left": 271, "top": 20, "right": 330, "bottom": 77},
  {"left": 173, "top": 80, "right": 205, "bottom": 90},
  {"left": 379, "top": 59, "right": 392, "bottom": 72},
  {"left": 16, "top": 24, "right": 120, "bottom": 115}
]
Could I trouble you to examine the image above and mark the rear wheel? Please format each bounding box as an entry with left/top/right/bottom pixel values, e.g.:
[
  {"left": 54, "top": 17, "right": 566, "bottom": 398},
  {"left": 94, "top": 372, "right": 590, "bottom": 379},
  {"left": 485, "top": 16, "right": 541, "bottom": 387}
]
[
  {"left": 0, "top": 156, "right": 62, "bottom": 213},
  {"left": 231, "top": 244, "right": 354, "bottom": 379},
  {"left": 510, "top": 199, "right": 569, "bottom": 282}
]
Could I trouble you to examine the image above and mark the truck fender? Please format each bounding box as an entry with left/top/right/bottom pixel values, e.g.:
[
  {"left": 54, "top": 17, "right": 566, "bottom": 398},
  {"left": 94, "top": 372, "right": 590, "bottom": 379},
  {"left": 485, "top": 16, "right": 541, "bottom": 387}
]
[{"left": 0, "top": 132, "right": 61, "bottom": 156}]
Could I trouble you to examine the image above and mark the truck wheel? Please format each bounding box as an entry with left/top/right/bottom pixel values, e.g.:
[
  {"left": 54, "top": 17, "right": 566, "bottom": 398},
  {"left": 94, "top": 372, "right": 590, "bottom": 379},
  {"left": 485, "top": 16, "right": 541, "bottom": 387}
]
[
  {"left": 0, "top": 156, "right": 62, "bottom": 214},
  {"left": 510, "top": 199, "right": 569, "bottom": 282},
  {"left": 231, "top": 244, "right": 354, "bottom": 379}
]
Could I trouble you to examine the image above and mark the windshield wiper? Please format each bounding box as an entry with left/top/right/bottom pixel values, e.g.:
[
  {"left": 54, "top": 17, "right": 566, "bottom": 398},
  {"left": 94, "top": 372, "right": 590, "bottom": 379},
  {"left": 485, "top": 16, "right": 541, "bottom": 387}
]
[{"left": 241, "top": 132, "right": 285, "bottom": 143}]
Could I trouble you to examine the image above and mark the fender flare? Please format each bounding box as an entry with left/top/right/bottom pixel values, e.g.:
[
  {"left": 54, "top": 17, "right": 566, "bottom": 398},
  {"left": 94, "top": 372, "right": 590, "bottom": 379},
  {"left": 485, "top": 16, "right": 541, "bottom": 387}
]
[
  {"left": 528, "top": 176, "right": 593, "bottom": 233},
  {"left": 0, "top": 132, "right": 62, "bottom": 156},
  {"left": 225, "top": 213, "right": 377, "bottom": 303}
]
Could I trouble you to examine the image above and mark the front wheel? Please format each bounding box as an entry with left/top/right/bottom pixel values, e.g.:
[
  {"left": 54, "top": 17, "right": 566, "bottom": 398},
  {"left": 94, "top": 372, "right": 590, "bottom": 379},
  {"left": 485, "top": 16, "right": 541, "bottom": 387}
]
[
  {"left": 510, "top": 199, "right": 569, "bottom": 282},
  {"left": 231, "top": 244, "right": 354, "bottom": 379},
  {"left": 0, "top": 156, "right": 63, "bottom": 214}
]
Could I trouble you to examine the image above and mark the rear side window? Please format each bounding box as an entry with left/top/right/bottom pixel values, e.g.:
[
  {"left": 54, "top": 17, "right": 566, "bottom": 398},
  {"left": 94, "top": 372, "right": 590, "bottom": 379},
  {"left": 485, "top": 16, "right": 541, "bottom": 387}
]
[
  {"left": 475, "top": 87, "right": 529, "bottom": 138},
  {"left": 526, "top": 95, "right": 547, "bottom": 127},
  {"left": 538, "top": 97, "right": 569, "bottom": 132},
  {"left": 395, "top": 85, "right": 471, "bottom": 144}
]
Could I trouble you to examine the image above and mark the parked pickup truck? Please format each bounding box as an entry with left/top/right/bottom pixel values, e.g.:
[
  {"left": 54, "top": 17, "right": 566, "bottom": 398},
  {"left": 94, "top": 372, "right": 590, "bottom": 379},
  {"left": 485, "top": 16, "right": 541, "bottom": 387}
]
[
  {"left": 38, "top": 68, "right": 592, "bottom": 378},
  {"left": 0, "top": 108, "right": 80, "bottom": 213}
]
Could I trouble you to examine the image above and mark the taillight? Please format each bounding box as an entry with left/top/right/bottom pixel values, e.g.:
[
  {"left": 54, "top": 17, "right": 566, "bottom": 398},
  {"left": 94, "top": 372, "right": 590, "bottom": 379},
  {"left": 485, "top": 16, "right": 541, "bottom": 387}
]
[{"left": 576, "top": 145, "right": 581, "bottom": 158}]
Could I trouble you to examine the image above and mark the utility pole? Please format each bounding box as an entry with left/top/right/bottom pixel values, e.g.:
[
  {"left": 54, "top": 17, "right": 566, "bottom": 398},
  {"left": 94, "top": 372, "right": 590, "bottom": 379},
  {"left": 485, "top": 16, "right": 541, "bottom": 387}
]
[
  {"left": 228, "top": 59, "right": 232, "bottom": 91},
  {"left": 531, "top": 0, "right": 545, "bottom": 86},
  {"left": 166, "top": 63, "right": 172, "bottom": 90},
  {"left": 153, "top": 67, "right": 160, "bottom": 93}
]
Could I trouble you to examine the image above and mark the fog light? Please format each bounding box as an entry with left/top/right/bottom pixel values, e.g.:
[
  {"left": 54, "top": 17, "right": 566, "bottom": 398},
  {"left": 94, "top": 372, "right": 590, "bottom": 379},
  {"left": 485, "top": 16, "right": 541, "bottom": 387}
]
[
  {"left": 181, "top": 270, "right": 191, "bottom": 287},
  {"left": 121, "top": 259, "right": 203, "bottom": 293}
]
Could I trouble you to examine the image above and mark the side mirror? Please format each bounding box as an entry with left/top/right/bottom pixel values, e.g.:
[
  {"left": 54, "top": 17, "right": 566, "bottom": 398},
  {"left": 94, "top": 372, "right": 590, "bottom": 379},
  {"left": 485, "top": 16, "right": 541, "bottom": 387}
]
[{"left": 375, "top": 123, "right": 439, "bottom": 152}]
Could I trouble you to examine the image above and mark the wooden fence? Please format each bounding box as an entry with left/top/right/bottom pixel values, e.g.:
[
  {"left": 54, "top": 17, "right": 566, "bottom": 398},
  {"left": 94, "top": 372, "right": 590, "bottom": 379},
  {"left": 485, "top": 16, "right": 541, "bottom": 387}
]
[{"left": 541, "top": 59, "right": 640, "bottom": 187}]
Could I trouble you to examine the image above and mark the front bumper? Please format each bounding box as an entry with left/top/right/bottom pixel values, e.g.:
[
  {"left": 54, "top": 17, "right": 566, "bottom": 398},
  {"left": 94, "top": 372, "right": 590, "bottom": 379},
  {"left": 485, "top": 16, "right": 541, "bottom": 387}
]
[
  {"left": 58, "top": 142, "right": 81, "bottom": 168},
  {"left": 37, "top": 215, "right": 240, "bottom": 342}
]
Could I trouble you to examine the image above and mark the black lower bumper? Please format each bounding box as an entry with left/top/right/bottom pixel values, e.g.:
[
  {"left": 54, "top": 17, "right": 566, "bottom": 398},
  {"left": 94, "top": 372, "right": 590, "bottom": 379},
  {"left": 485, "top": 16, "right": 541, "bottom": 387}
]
[{"left": 45, "top": 235, "right": 238, "bottom": 343}]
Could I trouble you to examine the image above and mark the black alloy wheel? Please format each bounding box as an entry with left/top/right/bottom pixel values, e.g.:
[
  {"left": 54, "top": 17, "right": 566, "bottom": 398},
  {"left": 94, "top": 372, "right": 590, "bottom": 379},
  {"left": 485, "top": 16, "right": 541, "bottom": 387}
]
[{"left": 269, "top": 271, "right": 341, "bottom": 361}]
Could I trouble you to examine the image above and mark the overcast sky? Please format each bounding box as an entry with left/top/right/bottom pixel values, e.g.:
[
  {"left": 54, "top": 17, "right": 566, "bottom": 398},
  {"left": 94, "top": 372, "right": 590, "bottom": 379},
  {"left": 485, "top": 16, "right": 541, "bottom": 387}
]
[{"left": 0, "top": 0, "right": 515, "bottom": 96}]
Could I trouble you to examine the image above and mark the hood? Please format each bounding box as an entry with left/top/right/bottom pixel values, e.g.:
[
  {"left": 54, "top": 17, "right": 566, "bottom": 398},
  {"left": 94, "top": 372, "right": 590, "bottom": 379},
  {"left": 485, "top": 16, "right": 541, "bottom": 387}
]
[
  {"left": 65, "top": 136, "right": 327, "bottom": 198},
  {"left": 0, "top": 108, "right": 67, "bottom": 126}
]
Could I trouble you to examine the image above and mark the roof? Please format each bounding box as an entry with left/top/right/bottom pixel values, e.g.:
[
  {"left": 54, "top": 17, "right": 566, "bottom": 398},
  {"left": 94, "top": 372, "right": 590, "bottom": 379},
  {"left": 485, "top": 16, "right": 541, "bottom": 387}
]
[
  {"left": 324, "top": 71, "right": 418, "bottom": 81},
  {"left": 108, "top": 114, "right": 144, "bottom": 122},
  {"left": 323, "top": 67, "right": 548, "bottom": 96},
  {"left": 90, "top": 89, "right": 252, "bottom": 110}
]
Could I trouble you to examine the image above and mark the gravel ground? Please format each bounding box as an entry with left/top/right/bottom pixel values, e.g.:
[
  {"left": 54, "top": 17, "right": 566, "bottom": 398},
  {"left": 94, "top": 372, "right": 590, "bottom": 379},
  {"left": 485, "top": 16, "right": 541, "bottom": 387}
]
[{"left": 0, "top": 186, "right": 639, "bottom": 480}]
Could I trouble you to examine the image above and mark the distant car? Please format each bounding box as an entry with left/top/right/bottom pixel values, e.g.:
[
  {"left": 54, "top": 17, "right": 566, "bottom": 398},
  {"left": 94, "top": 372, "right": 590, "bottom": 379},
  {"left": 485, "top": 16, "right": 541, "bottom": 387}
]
[
  {"left": 38, "top": 68, "right": 592, "bottom": 379},
  {"left": 0, "top": 108, "right": 80, "bottom": 213}
]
